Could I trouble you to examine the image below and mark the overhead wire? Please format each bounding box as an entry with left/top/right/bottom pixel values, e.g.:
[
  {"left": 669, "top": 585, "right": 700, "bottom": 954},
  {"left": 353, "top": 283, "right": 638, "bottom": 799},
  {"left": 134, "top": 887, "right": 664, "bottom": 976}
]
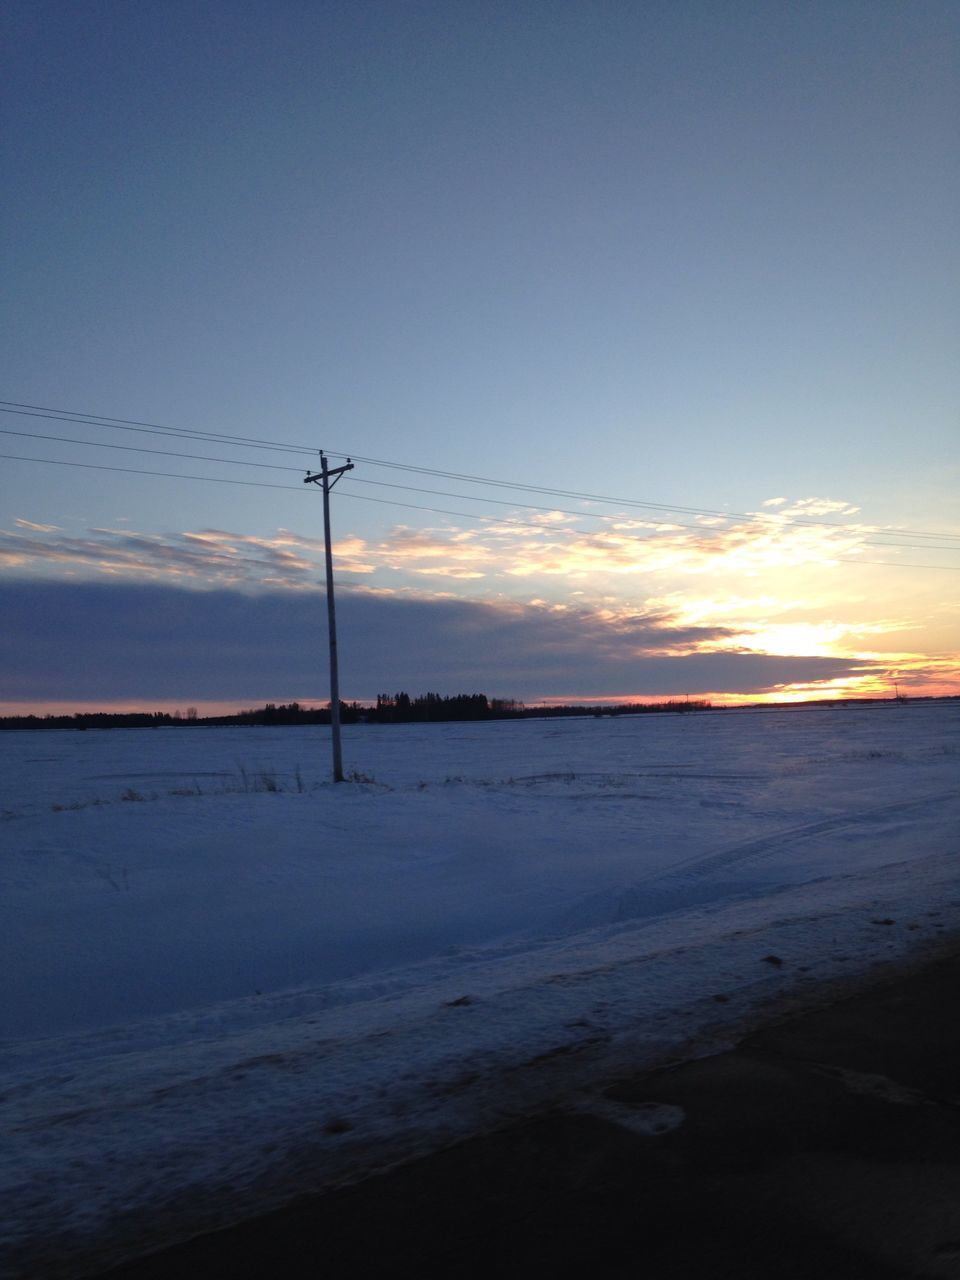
[
  {"left": 0, "top": 400, "right": 320, "bottom": 456},
  {"left": 342, "top": 476, "right": 960, "bottom": 552},
  {"left": 0, "top": 427, "right": 303, "bottom": 473},
  {"left": 321, "top": 449, "right": 960, "bottom": 543},
  {"left": 3, "top": 423, "right": 960, "bottom": 553},
  {"left": 3, "top": 397, "right": 958, "bottom": 544},
  {"left": 0, "top": 452, "right": 304, "bottom": 492},
  {"left": 3, "top": 450, "right": 959, "bottom": 571}
]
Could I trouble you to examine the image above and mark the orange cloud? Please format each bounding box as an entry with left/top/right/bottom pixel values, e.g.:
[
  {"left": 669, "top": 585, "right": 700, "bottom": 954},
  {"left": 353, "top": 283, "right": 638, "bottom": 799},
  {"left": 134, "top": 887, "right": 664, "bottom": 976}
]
[
  {"left": 3, "top": 502, "right": 957, "bottom": 702},
  {"left": 0, "top": 498, "right": 907, "bottom": 595}
]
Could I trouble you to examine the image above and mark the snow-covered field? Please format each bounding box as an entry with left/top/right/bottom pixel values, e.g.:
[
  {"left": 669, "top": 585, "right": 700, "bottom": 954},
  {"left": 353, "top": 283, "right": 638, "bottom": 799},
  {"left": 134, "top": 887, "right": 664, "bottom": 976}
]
[{"left": 2, "top": 702, "right": 959, "bottom": 1277}]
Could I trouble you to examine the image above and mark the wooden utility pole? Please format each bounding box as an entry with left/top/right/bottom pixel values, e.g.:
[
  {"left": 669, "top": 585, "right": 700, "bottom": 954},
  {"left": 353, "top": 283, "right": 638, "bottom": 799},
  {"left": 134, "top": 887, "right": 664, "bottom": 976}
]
[{"left": 304, "top": 452, "right": 354, "bottom": 781}]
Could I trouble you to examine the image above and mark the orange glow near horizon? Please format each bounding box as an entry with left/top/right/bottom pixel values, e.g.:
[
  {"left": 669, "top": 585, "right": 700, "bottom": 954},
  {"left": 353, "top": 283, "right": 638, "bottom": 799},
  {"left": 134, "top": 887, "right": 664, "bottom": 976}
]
[
  {"left": 4, "top": 677, "right": 959, "bottom": 721},
  {"left": 3, "top": 501, "right": 958, "bottom": 717}
]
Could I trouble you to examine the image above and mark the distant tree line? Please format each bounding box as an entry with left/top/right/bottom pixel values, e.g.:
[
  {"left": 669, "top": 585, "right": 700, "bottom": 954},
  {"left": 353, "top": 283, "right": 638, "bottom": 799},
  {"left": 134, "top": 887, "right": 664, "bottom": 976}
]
[
  {"left": 4, "top": 692, "right": 956, "bottom": 732},
  {"left": 0, "top": 694, "right": 716, "bottom": 731},
  {"left": 0, "top": 702, "right": 360, "bottom": 731},
  {"left": 370, "top": 692, "right": 714, "bottom": 722},
  {"left": 211, "top": 702, "right": 360, "bottom": 726},
  {"left": 0, "top": 710, "right": 197, "bottom": 731},
  {"left": 374, "top": 691, "right": 518, "bottom": 721}
]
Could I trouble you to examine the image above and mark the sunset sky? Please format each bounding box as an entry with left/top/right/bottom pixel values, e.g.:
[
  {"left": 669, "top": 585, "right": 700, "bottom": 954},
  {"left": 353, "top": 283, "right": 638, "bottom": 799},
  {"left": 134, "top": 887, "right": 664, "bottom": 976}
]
[{"left": 2, "top": 1, "right": 958, "bottom": 712}]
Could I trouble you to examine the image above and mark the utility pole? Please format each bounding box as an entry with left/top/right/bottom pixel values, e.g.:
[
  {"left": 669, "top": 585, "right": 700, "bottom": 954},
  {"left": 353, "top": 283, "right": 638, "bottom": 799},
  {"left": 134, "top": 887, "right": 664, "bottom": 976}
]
[{"left": 304, "top": 452, "right": 354, "bottom": 781}]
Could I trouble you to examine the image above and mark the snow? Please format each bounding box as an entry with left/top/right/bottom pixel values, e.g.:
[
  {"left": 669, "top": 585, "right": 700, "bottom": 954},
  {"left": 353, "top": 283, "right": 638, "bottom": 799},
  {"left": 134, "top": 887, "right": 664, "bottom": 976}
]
[{"left": 2, "top": 702, "right": 959, "bottom": 1277}]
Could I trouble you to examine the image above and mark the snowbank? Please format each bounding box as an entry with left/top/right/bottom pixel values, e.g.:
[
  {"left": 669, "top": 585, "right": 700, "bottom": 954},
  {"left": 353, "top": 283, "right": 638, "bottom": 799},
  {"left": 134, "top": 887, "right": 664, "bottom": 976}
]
[{"left": 2, "top": 702, "right": 958, "bottom": 1277}]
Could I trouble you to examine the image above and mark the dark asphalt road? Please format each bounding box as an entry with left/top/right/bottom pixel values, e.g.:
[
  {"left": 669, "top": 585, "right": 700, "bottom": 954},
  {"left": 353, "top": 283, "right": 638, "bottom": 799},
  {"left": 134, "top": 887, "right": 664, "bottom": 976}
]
[{"left": 90, "top": 947, "right": 960, "bottom": 1279}]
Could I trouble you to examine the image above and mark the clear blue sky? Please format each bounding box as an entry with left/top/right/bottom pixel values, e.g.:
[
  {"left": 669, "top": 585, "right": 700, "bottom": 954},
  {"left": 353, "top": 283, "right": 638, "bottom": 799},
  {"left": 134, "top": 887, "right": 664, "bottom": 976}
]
[{"left": 2, "top": 1, "right": 958, "bottom": 708}]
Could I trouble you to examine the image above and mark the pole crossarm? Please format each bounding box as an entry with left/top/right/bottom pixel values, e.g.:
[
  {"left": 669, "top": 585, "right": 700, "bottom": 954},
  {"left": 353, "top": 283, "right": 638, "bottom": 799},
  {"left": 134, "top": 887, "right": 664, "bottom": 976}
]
[{"left": 305, "top": 455, "right": 353, "bottom": 487}]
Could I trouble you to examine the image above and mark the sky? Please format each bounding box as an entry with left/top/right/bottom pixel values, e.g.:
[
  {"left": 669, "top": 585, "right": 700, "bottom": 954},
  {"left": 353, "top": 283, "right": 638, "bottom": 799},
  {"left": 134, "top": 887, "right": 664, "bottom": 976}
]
[{"left": 1, "top": 0, "right": 958, "bottom": 711}]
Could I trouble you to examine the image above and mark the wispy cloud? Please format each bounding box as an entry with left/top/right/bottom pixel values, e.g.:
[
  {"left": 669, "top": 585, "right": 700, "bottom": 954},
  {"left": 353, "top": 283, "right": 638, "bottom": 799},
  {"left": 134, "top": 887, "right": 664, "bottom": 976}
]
[
  {"left": 0, "top": 498, "right": 882, "bottom": 593},
  {"left": 0, "top": 523, "right": 326, "bottom": 588},
  {"left": 774, "top": 498, "right": 862, "bottom": 518},
  {"left": 366, "top": 508, "right": 872, "bottom": 582},
  {"left": 3, "top": 504, "right": 957, "bottom": 702},
  {"left": 14, "top": 518, "right": 62, "bottom": 533}
]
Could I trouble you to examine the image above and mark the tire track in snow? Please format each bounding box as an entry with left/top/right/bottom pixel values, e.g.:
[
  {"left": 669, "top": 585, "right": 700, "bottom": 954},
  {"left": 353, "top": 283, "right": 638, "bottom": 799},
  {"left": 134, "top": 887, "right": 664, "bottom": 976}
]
[
  {"left": 644, "top": 789, "right": 958, "bottom": 886},
  {"left": 550, "top": 791, "right": 959, "bottom": 932}
]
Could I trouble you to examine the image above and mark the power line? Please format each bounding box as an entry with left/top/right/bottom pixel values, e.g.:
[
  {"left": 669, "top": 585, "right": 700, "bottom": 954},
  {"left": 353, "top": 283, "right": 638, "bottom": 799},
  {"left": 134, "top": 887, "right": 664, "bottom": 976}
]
[
  {"left": 3, "top": 397, "right": 958, "bottom": 544},
  {"left": 0, "top": 451, "right": 616, "bottom": 532},
  {"left": 0, "top": 427, "right": 303, "bottom": 473},
  {"left": 4, "top": 425, "right": 959, "bottom": 553},
  {"left": 0, "top": 451, "right": 633, "bottom": 535},
  {"left": 3, "top": 451, "right": 959, "bottom": 571},
  {"left": 0, "top": 452, "right": 304, "bottom": 492},
  {"left": 0, "top": 400, "right": 319, "bottom": 456},
  {"left": 322, "top": 449, "right": 960, "bottom": 544},
  {"left": 342, "top": 477, "right": 960, "bottom": 553}
]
